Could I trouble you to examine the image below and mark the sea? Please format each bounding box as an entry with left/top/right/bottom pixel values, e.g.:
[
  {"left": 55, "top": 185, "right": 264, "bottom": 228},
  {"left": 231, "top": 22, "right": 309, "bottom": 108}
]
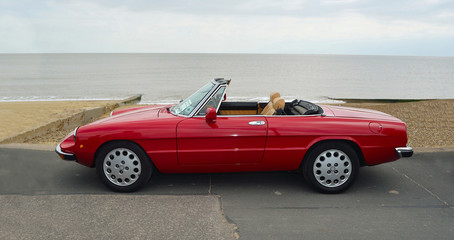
[{"left": 0, "top": 53, "right": 453, "bottom": 104}]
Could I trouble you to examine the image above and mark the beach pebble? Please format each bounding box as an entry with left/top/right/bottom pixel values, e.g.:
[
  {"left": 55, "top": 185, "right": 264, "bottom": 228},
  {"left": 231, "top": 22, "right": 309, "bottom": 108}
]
[{"left": 388, "top": 190, "right": 399, "bottom": 195}]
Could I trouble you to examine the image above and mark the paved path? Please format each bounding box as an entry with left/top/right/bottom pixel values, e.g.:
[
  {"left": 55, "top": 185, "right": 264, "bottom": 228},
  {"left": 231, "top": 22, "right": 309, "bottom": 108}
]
[{"left": 0, "top": 147, "right": 453, "bottom": 239}]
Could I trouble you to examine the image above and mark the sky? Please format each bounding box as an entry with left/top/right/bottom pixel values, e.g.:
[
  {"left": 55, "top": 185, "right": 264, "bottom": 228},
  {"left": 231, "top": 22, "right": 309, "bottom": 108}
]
[{"left": 1, "top": 0, "right": 454, "bottom": 56}]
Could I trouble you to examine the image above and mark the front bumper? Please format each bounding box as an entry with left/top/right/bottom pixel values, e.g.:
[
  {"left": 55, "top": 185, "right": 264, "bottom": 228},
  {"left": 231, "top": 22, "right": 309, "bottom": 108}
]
[
  {"left": 395, "top": 147, "right": 413, "bottom": 158},
  {"left": 56, "top": 144, "right": 76, "bottom": 161}
]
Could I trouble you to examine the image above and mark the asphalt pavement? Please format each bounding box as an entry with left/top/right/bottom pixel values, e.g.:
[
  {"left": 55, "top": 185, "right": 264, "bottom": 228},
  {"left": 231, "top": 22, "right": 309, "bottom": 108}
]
[{"left": 0, "top": 146, "right": 453, "bottom": 239}]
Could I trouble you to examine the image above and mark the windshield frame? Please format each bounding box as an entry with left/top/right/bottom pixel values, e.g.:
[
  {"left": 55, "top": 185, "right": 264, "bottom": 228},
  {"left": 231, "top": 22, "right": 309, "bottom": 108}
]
[
  {"left": 170, "top": 79, "right": 229, "bottom": 118},
  {"left": 193, "top": 85, "right": 227, "bottom": 117}
]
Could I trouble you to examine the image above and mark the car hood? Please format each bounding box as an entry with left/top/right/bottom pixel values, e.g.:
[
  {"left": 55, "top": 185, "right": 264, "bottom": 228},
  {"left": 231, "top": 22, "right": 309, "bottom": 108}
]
[
  {"left": 323, "top": 105, "right": 401, "bottom": 121},
  {"left": 92, "top": 106, "right": 163, "bottom": 125}
]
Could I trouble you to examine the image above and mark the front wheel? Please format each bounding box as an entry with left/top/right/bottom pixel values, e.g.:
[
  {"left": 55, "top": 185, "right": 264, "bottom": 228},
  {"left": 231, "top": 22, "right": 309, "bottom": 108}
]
[
  {"left": 96, "top": 141, "right": 152, "bottom": 192},
  {"left": 303, "top": 142, "right": 359, "bottom": 194}
]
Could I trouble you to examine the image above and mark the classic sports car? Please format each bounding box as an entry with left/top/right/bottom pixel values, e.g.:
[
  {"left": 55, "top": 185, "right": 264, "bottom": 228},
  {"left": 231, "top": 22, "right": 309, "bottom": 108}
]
[{"left": 56, "top": 78, "right": 413, "bottom": 193}]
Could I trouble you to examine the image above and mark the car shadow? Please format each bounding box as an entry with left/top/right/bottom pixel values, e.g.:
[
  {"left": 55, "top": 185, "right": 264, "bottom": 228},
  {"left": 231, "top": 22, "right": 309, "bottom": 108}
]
[{"left": 50, "top": 159, "right": 398, "bottom": 196}]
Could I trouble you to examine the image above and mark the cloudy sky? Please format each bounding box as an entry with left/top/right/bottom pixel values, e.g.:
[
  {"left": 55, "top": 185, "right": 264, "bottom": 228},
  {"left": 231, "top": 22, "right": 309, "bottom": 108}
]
[{"left": 1, "top": 0, "right": 454, "bottom": 56}]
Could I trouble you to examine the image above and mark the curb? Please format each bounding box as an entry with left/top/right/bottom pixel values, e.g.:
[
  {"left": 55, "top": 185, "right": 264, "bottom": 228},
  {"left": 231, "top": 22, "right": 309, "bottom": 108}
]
[
  {"left": 0, "top": 143, "right": 55, "bottom": 151},
  {"left": 413, "top": 147, "right": 454, "bottom": 153}
]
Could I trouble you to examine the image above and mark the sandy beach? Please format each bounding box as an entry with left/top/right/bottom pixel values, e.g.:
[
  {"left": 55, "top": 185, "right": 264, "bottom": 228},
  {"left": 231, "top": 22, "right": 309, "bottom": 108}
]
[
  {"left": 0, "top": 101, "right": 113, "bottom": 139},
  {"left": 1, "top": 99, "right": 452, "bottom": 148}
]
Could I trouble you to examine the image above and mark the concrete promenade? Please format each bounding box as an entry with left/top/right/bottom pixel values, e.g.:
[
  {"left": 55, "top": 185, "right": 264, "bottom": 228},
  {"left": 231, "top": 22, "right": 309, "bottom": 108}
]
[{"left": 0, "top": 147, "right": 452, "bottom": 239}]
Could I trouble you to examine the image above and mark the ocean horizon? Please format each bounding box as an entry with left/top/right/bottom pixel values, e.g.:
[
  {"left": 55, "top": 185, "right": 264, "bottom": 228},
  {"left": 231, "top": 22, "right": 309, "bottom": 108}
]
[{"left": 1, "top": 53, "right": 453, "bottom": 104}]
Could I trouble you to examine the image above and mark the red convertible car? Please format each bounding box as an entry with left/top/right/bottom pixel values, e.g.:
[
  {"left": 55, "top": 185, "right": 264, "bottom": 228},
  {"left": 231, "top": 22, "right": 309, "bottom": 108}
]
[{"left": 56, "top": 78, "right": 413, "bottom": 193}]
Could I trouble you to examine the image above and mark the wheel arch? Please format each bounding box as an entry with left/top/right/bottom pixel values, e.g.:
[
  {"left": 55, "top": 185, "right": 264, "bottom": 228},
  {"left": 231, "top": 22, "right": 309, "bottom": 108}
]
[
  {"left": 93, "top": 139, "right": 154, "bottom": 168},
  {"left": 300, "top": 139, "right": 367, "bottom": 171}
]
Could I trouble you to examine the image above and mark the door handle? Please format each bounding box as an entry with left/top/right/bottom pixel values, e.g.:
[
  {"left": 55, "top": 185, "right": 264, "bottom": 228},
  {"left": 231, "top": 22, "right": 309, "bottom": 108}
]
[{"left": 248, "top": 121, "right": 265, "bottom": 126}]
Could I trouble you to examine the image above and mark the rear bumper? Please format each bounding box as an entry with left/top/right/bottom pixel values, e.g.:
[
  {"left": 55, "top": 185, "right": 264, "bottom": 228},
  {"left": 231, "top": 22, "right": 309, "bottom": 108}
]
[
  {"left": 395, "top": 147, "right": 413, "bottom": 158},
  {"left": 56, "top": 144, "right": 76, "bottom": 161}
]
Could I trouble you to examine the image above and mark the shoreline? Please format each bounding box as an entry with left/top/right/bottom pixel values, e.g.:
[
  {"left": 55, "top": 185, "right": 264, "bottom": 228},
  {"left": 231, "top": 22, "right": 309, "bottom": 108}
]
[
  {"left": 329, "top": 98, "right": 436, "bottom": 103},
  {"left": 2, "top": 97, "right": 450, "bottom": 105},
  {"left": 0, "top": 98, "right": 452, "bottom": 148}
]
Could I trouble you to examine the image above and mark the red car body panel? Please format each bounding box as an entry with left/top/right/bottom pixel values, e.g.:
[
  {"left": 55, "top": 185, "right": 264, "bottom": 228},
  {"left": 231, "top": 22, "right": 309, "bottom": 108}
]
[
  {"left": 59, "top": 101, "right": 408, "bottom": 174},
  {"left": 177, "top": 116, "right": 267, "bottom": 166}
]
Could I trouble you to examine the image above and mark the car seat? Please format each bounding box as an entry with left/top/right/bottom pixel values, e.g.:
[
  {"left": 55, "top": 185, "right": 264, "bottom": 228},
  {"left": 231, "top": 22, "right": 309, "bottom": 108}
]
[{"left": 261, "top": 92, "right": 280, "bottom": 115}]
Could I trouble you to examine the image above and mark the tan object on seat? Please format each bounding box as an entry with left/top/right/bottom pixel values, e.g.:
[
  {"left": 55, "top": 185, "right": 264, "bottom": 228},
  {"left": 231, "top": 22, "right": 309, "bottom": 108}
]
[
  {"left": 273, "top": 97, "right": 285, "bottom": 115},
  {"left": 260, "top": 92, "right": 280, "bottom": 115},
  {"left": 273, "top": 97, "right": 285, "bottom": 110},
  {"left": 262, "top": 96, "right": 285, "bottom": 116},
  {"left": 262, "top": 107, "right": 276, "bottom": 116}
]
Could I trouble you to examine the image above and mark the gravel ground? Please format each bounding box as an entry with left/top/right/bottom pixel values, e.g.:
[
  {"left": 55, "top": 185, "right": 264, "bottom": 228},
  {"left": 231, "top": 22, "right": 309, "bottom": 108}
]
[{"left": 340, "top": 99, "right": 454, "bottom": 148}]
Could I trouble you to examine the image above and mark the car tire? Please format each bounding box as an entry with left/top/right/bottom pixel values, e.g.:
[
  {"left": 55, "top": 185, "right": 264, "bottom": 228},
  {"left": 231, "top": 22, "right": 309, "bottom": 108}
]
[
  {"left": 303, "top": 142, "right": 359, "bottom": 194},
  {"left": 95, "top": 141, "right": 152, "bottom": 192}
]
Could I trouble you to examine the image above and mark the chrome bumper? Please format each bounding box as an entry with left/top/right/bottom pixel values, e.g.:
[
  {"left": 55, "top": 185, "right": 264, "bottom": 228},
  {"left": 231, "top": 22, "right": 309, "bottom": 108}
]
[
  {"left": 56, "top": 144, "right": 76, "bottom": 161},
  {"left": 395, "top": 147, "right": 413, "bottom": 158}
]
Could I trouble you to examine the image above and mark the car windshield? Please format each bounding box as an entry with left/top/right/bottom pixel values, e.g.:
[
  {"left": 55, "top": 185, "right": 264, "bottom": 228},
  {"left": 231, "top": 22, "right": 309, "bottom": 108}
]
[
  {"left": 197, "top": 86, "right": 226, "bottom": 116},
  {"left": 170, "top": 83, "right": 214, "bottom": 116}
]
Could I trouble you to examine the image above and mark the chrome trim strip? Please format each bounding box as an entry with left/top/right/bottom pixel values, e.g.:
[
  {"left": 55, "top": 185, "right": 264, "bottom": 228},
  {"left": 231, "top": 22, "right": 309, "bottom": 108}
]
[
  {"left": 188, "top": 86, "right": 217, "bottom": 117},
  {"left": 73, "top": 127, "right": 79, "bottom": 142},
  {"left": 168, "top": 81, "right": 217, "bottom": 118},
  {"left": 193, "top": 85, "right": 227, "bottom": 117},
  {"left": 395, "top": 147, "right": 413, "bottom": 158},
  {"left": 192, "top": 114, "right": 325, "bottom": 118},
  {"left": 55, "top": 144, "right": 76, "bottom": 161},
  {"left": 215, "top": 87, "right": 227, "bottom": 113},
  {"left": 249, "top": 121, "right": 265, "bottom": 125},
  {"left": 263, "top": 114, "right": 325, "bottom": 117},
  {"left": 170, "top": 111, "right": 191, "bottom": 118},
  {"left": 187, "top": 78, "right": 230, "bottom": 118}
]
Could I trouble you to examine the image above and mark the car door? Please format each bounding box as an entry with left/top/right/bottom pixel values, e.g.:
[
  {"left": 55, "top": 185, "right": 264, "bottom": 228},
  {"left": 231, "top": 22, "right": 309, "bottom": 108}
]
[{"left": 176, "top": 116, "right": 267, "bottom": 165}]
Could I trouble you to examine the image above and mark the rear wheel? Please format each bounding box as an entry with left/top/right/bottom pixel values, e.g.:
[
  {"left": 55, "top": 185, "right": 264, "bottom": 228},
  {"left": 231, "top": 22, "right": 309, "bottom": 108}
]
[
  {"left": 96, "top": 141, "right": 152, "bottom": 192},
  {"left": 303, "top": 142, "right": 359, "bottom": 193}
]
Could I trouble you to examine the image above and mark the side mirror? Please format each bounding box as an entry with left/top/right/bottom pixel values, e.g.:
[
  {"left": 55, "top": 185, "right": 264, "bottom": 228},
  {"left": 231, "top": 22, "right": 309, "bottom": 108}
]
[
  {"left": 223, "top": 94, "right": 227, "bottom": 101},
  {"left": 205, "top": 107, "right": 217, "bottom": 124}
]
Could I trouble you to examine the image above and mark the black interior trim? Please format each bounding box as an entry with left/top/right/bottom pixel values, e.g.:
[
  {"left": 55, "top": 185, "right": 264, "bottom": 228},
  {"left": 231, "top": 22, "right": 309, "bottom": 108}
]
[
  {"left": 220, "top": 101, "right": 258, "bottom": 110},
  {"left": 220, "top": 100, "right": 323, "bottom": 116}
]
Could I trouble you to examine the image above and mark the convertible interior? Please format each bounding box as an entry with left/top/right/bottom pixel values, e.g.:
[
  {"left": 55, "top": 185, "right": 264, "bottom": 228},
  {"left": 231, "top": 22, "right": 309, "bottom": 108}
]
[{"left": 218, "top": 92, "right": 324, "bottom": 116}]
